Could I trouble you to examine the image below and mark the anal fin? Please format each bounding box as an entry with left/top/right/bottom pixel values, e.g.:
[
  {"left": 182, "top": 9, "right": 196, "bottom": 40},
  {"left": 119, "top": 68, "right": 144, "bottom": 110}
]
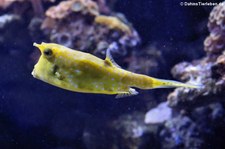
[{"left": 115, "top": 88, "right": 138, "bottom": 99}]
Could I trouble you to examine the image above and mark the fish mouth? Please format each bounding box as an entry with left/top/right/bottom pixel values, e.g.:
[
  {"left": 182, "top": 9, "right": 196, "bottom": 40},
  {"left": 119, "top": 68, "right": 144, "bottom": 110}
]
[
  {"left": 31, "top": 68, "right": 41, "bottom": 80},
  {"left": 31, "top": 68, "right": 37, "bottom": 78}
]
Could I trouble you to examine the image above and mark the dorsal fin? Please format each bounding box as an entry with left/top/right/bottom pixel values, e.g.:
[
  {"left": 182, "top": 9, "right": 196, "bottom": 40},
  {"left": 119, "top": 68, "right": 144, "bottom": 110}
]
[
  {"left": 105, "top": 43, "right": 121, "bottom": 68},
  {"left": 115, "top": 88, "right": 139, "bottom": 98}
]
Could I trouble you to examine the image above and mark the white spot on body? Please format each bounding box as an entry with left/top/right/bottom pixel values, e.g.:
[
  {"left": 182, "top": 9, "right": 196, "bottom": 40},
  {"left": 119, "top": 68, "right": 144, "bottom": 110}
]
[
  {"left": 66, "top": 53, "right": 71, "bottom": 58},
  {"left": 74, "top": 69, "right": 82, "bottom": 75},
  {"left": 68, "top": 77, "right": 78, "bottom": 88},
  {"left": 57, "top": 56, "right": 65, "bottom": 63},
  {"left": 73, "top": 83, "right": 78, "bottom": 88},
  {"left": 92, "top": 82, "right": 105, "bottom": 91},
  {"left": 101, "top": 86, "right": 105, "bottom": 90},
  {"left": 64, "top": 71, "right": 69, "bottom": 76},
  {"left": 68, "top": 75, "right": 73, "bottom": 79}
]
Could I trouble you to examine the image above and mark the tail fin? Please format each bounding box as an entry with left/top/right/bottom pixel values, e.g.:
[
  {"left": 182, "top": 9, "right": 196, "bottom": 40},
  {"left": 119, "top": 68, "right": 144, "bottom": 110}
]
[{"left": 152, "top": 78, "right": 202, "bottom": 89}]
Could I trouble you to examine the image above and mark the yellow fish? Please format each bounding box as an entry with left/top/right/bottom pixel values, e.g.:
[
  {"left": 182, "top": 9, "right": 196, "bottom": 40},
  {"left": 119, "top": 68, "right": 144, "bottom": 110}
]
[{"left": 32, "top": 42, "right": 201, "bottom": 98}]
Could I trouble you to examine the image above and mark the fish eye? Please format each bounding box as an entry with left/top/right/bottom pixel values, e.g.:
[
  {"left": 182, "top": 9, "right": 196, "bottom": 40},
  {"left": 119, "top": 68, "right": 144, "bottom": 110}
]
[{"left": 43, "top": 48, "right": 53, "bottom": 57}]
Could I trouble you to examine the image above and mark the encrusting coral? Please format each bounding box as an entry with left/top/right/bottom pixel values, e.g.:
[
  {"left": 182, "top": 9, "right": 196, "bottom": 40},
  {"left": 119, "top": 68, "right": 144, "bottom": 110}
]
[
  {"left": 95, "top": 15, "right": 132, "bottom": 35},
  {"left": 41, "top": 0, "right": 140, "bottom": 59}
]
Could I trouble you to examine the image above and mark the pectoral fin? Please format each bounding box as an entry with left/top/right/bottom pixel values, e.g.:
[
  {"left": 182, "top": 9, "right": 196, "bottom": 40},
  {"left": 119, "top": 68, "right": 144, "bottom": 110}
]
[{"left": 115, "top": 88, "right": 138, "bottom": 98}]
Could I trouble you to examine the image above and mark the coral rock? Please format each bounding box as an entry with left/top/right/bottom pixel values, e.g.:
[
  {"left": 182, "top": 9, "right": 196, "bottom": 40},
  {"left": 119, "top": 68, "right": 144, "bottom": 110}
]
[
  {"left": 161, "top": 102, "right": 225, "bottom": 148},
  {"left": 0, "top": 0, "right": 25, "bottom": 9},
  {"left": 45, "top": 0, "right": 99, "bottom": 19},
  {"left": 41, "top": 0, "right": 140, "bottom": 59},
  {"left": 160, "top": 115, "right": 203, "bottom": 149},
  {"left": 204, "top": 2, "right": 225, "bottom": 54},
  {"left": 212, "top": 53, "right": 225, "bottom": 77},
  {"left": 167, "top": 59, "right": 214, "bottom": 108},
  {"left": 111, "top": 113, "right": 161, "bottom": 149},
  {"left": 94, "top": 0, "right": 110, "bottom": 14},
  {"left": 168, "top": 2, "right": 225, "bottom": 108}
]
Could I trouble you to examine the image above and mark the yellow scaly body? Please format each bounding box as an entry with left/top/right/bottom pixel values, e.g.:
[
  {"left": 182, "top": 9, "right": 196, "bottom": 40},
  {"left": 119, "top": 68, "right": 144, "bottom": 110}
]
[{"left": 32, "top": 42, "right": 201, "bottom": 98}]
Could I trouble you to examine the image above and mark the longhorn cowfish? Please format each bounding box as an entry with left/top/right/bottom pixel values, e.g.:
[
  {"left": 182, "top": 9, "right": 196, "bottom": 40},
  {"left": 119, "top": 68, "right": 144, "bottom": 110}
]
[{"left": 32, "top": 42, "right": 201, "bottom": 98}]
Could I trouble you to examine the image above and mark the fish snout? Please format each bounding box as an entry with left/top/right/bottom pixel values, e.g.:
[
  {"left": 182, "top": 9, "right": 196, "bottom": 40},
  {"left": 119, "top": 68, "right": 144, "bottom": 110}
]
[{"left": 31, "top": 69, "right": 36, "bottom": 78}]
